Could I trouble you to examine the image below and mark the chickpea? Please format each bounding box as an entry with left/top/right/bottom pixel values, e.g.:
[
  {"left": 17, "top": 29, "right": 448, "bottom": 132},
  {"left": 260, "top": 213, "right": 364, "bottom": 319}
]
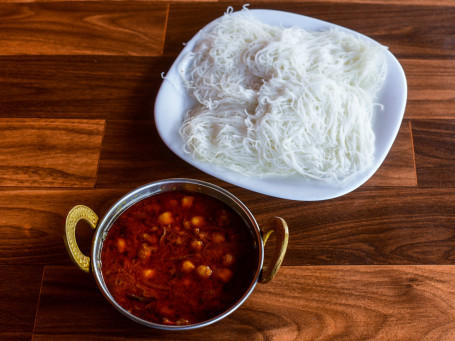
[
  {"left": 162, "top": 317, "right": 174, "bottom": 325},
  {"left": 173, "top": 236, "right": 183, "bottom": 246},
  {"left": 216, "top": 268, "right": 233, "bottom": 283},
  {"left": 158, "top": 211, "right": 174, "bottom": 225},
  {"left": 191, "top": 240, "right": 203, "bottom": 251},
  {"left": 181, "top": 260, "right": 195, "bottom": 273},
  {"left": 138, "top": 243, "right": 156, "bottom": 260},
  {"left": 117, "top": 237, "right": 126, "bottom": 253},
  {"left": 197, "top": 265, "right": 212, "bottom": 279},
  {"left": 191, "top": 216, "right": 206, "bottom": 227},
  {"left": 212, "top": 232, "right": 226, "bottom": 244},
  {"left": 143, "top": 268, "right": 155, "bottom": 279},
  {"left": 222, "top": 253, "right": 235, "bottom": 267},
  {"left": 181, "top": 196, "right": 194, "bottom": 208},
  {"left": 138, "top": 244, "right": 150, "bottom": 260},
  {"left": 176, "top": 318, "right": 190, "bottom": 325},
  {"left": 142, "top": 233, "right": 158, "bottom": 244}
]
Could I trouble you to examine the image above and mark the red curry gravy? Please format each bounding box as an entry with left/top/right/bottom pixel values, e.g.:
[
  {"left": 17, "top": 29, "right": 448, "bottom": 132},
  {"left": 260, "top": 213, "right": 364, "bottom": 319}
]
[{"left": 101, "top": 191, "right": 258, "bottom": 326}]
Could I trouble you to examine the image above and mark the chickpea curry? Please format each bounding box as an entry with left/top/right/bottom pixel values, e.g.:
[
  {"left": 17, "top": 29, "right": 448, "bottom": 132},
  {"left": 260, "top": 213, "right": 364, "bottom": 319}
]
[{"left": 101, "top": 191, "right": 258, "bottom": 326}]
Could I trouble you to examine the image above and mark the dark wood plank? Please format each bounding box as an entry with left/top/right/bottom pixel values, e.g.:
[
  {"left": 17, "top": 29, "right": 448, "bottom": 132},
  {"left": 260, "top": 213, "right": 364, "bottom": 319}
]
[
  {"left": 95, "top": 120, "right": 211, "bottom": 188},
  {"left": 242, "top": 186, "right": 455, "bottom": 266},
  {"left": 165, "top": 2, "right": 455, "bottom": 59},
  {"left": 164, "top": 3, "right": 246, "bottom": 56},
  {"left": 412, "top": 119, "right": 455, "bottom": 187},
  {"left": 0, "top": 265, "right": 43, "bottom": 341},
  {"left": 33, "top": 265, "right": 455, "bottom": 340},
  {"left": 249, "top": 266, "right": 455, "bottom": 340},
  {"left": 0, "top": 2, "right": 167, "bottom": 56},
  {"left": 0, "top": 119, "right": 104, "bottom": 187},
  {"left": 3, "top": 0, "right": 453, "bottom": 5},
  {"left": 0, "top": 56, "right": 173, "bottom": 119},
  {"left": 96, "top": 119, "right": 415, "bottom": 188},
  {"left": 3, "top": 185, "right": 455, "bottom": 266},
  {"left": 0, "top": 188, "right": 131, "bottom": 264},
  {"left": 0, "top": 34, "right": 450, "bottom": 124},
  {"left": 365, "top": 120, "right": 416, "bottom": 187},
  {"left": 403, "top": 59, "right": 455, "bottom": 119}
]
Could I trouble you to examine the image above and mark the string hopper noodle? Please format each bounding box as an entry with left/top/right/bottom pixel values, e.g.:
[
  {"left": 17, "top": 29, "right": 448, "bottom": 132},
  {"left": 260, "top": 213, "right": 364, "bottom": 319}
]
[{"left": 178, "top": 7, "right": 387, "bottom": 183}]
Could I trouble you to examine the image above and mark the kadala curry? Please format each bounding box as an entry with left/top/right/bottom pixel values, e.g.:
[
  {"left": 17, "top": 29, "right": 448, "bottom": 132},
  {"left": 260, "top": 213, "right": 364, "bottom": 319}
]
[{"left": 100, "top": 191, "right": 258, "bottom": 326}]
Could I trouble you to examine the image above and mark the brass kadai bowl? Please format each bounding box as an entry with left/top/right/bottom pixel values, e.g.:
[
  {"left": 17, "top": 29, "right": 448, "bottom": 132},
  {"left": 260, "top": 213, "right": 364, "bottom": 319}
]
[{"left": 64, "top": 178, "right": 289, "bottom": 330}]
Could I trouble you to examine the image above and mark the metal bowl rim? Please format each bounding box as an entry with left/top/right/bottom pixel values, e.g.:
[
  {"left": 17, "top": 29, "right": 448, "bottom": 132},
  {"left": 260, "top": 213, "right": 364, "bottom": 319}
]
[{"left": 90, "top": 178, "right": 265, "bottom": 330}]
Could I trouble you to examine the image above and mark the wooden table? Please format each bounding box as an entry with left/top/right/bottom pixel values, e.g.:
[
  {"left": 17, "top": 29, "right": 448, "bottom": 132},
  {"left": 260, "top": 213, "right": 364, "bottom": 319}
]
[{"left": 2, "top": 0, "right": 455, "bottom": 340}]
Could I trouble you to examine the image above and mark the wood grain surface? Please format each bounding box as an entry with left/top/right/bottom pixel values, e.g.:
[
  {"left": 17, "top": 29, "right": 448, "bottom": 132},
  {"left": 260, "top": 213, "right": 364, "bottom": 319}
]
[
  {"left": 0, "top": 119, "right": 104, "bottom": 187},
  {"left": 0, "top": 265, "right": 43, "bottom": 341},
  {"left": 164, "top": 2, "right": 455, "bottom": 59},
  {"left": 0, "top": 188, "right": 132, "bottom": 264},
  {"left": 94, "top": 119, "right": 416, "bottom": 189},
  {"left": 413, "top": 120, "right": 455, "bottom": 187},
  {"left": 404, "top": 60, "right": 455, "bottom": 119},
  {"left": 0, "top": 2, "right": 168, "bottom": 56},
  {"left": 0, "top": 56, "right": 173, "bottom": 119},
  {"left": 31, "top": 265, "right": 455, "bottom": 340},
  {"left": 0, "top": 1, "right": 454, "bottom": 340}
]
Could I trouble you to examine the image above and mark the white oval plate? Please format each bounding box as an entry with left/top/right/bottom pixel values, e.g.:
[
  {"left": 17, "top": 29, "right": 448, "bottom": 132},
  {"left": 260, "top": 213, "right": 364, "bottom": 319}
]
[{"left": 154, "top": 9, "right": 407, "bottom": 201}]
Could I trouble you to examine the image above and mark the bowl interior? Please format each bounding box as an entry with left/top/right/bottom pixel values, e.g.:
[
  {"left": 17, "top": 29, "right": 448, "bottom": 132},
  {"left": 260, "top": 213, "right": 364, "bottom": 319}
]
[{"left": 91, "top": 178, "right": 264, "bottom": 330}]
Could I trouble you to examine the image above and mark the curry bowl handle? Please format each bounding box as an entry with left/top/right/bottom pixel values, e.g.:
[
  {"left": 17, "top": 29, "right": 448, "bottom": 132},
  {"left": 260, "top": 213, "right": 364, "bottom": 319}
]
[
  {"left": 64, "top": 205, "right": 99, "bottom": 273},
  {"left": 259, "top": 217, "right": 289, "bottom": 284}
]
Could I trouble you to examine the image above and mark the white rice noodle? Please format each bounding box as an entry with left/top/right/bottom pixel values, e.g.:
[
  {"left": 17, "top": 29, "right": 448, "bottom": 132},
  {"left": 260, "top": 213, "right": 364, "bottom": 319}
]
[{"left": 179, "top": 8, "right": 387, "bottom": 182}]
